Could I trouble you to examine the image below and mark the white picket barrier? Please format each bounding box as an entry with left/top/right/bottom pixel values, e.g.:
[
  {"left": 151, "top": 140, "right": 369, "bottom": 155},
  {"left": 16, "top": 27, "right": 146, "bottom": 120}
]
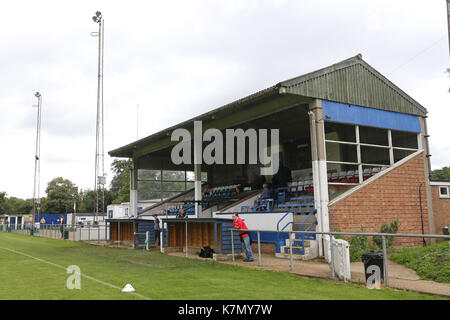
[{"left": 331, "top": 238, "right": 351, "bottom": 282}]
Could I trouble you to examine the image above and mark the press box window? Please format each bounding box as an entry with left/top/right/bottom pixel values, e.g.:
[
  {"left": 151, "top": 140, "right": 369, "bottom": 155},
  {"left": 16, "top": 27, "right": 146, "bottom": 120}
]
[
  {"left": 326, "top": 142, "right": 357, "bottom": 163},
  {"left": 392, "top": 130, "right": 418, "bottom": 149},
  {"left": 359, "top": 126, "right": 388, "bottom": 146},
  {"left": 325, "top": 122, "right": 356, "bottom": 142}
]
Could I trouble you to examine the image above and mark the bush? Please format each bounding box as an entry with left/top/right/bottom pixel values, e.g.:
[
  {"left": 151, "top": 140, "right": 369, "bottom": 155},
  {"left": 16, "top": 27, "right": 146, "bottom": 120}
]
[
  {"left": 373, "top": 219, "right": 399, "bottom": 248},
  {"left": 348, "top": 233, "right": 378, "bottom": 262},
  {"left": 334, "top": 227, "right": 377, "bottom": 262},
  {"left": 335, "top": 220, "right": 400, "bottom": 262}
]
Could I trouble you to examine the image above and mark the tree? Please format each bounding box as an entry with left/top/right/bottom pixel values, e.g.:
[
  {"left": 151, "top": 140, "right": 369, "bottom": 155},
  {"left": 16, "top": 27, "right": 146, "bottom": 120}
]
[
  {"left": 0, "top": 192, "right": 7, "bottom": 214},
  {"left": 77, "top": 189, "right": 95, "bottom": 213},
  {"left": 5, "top": 197, "right": 33, "bottom": 215},
  {"left": 431, "top": 166, "right": 450, "bottom": 180},
  {"left": 110, "top": 159, "right": 131, "bottom": 204},
  {"left": 0, "top": 193, "right": 32, "bottom": 215},
  {"left": 42, "top": 177, "right": 78, "bottom": 214},
  {"left": 77, "top": 188, "right": 115, "bottom": 214}
]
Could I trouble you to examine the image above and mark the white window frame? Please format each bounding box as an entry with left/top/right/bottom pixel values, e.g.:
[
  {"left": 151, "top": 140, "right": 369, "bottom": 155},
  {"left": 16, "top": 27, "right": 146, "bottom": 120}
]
[
  {"left": 439, "top": 186, "right": 450, "bottom": 199},
  {"left": 325, "top": 123, "right": 419, "bottom": 188}
]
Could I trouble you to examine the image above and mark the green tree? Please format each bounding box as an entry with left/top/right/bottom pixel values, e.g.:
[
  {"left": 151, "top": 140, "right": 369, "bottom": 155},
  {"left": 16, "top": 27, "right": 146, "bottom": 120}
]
[
  {"left": 77, "top": 188, "right": 115, "bottom": 214},
  {"left": 5, "top": 197, "right": 33, "bottom": 214},
  {"left": 431, "top": 166, "right": 450, "bottom": 180},
  {"left": 42, "top": 177, "right": 78, "bottom": 214},
  {"left": 0, "top": 192, "right": 7, "bottom": 214},
  {"left": 110, "top": 159, "right": 131, "bottom": 204},
  {"left": 77, "top": 189, "right": 95, "bottom": 213}
]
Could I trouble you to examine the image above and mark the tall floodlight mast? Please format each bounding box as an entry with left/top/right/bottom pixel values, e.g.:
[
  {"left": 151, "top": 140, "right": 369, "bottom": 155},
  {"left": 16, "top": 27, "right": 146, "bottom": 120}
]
[
  {"left": 92, "top": 11, "right": 105, "bottom": 222},
  {"left": 32, "top": 92, "right": 42, "bottom": 228}
]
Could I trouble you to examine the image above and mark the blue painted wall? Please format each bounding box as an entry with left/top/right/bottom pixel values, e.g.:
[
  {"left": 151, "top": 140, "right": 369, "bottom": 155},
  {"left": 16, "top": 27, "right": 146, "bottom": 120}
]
[
  {"left": 220, "top": 221, "right": 242, "bottom": 254},
  {"left": 34, "top": 214, "right": 67, "bottom": 225},
  {"left": 322, "top": 100, "right": 421, "bottom": 133},
  {"left": 135, "top": 220, "right": 155, "bottom": 246}
]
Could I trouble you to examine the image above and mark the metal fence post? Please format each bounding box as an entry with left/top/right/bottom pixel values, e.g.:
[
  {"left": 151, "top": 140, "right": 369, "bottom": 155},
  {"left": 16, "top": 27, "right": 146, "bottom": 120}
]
[
  {"left": 289, "top": 232, "right": 293, "bottom": 272},
  {"left": 330, "top": 234, "right": 335, "bottom": 279},
  {"left": 146, "top": 231, "right": 149, "bottom": 251},
  {"left": 231, "top": 229, "right": 235, "bottom": 262},
  {"left": 257, "top": 231, "right": 262, "bottom": 267},
  {"left": 382, "top": 235, "right": 389, "bottom": 287},
  {"left": 185, "top": 221, "right": 188, "bottom": 258},
  {"left": 88, "top": 224, "right": 91, "bottom": 241}
]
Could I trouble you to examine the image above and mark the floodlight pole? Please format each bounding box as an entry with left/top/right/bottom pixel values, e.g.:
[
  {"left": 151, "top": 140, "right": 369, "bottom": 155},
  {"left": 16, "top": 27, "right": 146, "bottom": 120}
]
[
  {"left": 92, "top": 11, "right": 105, "bottom": 222},
  {"left": 447, "top": 0, "right": 450, "bottom": 56},
  {"left": 32, "top": 92, "right": 42, "bottom": 230}
]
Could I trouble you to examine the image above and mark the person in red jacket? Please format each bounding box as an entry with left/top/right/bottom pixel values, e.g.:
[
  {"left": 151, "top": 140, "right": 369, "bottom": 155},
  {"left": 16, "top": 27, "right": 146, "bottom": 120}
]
[{"left": 232, "top": 212, "right": 254, "bottom": 262}]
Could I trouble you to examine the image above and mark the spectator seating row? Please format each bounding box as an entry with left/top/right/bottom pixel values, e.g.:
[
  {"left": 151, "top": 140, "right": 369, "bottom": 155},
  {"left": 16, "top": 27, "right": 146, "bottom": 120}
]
[
  {"left": 203, "top": 185, "right": 239, "bottom": 200},
  {"left": 288, "top": 167, "right": 387, "bottom": 190},
  {"left": 241, "top": 184, "right": 314, "bottom": 213},
  {"left": 166, "top": 185, "right": 241, "bottom": 216},
  {"left": 167, "top": 202, "right": 195, "bottom": 217}
]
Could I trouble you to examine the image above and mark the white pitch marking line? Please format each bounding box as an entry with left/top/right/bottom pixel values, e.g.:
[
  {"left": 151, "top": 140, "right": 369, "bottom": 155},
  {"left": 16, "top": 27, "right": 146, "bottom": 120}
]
[{"left": 0, "top": 246, "right": 151, "bottom": 300}]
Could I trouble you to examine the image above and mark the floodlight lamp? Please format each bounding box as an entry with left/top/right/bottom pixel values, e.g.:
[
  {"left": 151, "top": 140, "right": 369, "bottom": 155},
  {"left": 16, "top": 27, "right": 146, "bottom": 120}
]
[
  {"left": 96, "top": 11, "right": 102, "bottom": 17},
  {"left": 35, "top": 92, "right": 41, "bottom": 98},
  {"left": 92, "top": 16, "right": 98, "bottom": 22}
]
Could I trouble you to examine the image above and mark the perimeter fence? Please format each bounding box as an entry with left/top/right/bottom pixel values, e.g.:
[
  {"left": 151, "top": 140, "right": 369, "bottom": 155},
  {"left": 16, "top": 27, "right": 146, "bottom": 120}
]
[{"left": 231, "top": 228, "right": 450, "bottom": 288}]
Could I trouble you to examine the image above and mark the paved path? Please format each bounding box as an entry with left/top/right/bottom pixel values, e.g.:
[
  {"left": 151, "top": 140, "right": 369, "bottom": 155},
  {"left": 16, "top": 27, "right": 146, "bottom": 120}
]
[{"left": 167, "top": 251, "right": 450, "bottom": 298}]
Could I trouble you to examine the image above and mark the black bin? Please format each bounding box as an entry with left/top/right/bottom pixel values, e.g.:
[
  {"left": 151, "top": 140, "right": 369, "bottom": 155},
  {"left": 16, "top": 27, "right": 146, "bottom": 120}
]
[
  {"left": 63, "top": 230, "right": 69, "bottom": 240},
  {"left": 361, "top": 251, "right": 384, "bottom": 282}
]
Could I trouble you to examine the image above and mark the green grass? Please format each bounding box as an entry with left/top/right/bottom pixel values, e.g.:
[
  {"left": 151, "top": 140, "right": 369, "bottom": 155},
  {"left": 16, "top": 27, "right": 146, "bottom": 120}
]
[
  {"left": 390, "top": 241, "right": 450, "bottom": 283},
  {"left": 0, "top": 232, "right": 445, "bottom": 300}
]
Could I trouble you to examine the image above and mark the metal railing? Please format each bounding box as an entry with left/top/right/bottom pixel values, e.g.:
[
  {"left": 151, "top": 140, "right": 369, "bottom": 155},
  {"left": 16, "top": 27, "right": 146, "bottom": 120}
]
[
  {"left": 230, "top": 228, "right": 450, "bottom": 287},
  {"left": 0, "top": 223, "right": 110, "bottom": 242}
]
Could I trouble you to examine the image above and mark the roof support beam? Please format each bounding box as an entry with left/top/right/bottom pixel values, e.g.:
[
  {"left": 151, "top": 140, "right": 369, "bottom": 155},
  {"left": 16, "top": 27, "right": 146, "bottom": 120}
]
[{"left": 132, "top": 94, "right": 308, "bottom": 159}]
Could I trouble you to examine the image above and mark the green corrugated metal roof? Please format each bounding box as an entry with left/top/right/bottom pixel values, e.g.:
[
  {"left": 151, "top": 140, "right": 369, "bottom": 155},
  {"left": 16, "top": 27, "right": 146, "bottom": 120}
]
[
  {"left": 109, "top": 54, "right": 427, "bottom": 158},
  {"left": 279, "top": 54, "right": 427, "bottom": 116}
]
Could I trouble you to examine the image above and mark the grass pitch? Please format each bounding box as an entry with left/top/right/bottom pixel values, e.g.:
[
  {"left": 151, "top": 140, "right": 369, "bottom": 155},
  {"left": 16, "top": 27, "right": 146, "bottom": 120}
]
[{"left": 0, "top": 232, "right": 444, "bottom": 300}]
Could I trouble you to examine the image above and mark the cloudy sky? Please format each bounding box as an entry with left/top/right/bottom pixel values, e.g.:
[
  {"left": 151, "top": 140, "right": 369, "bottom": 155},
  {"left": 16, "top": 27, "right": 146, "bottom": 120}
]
[{"left": 0, "top": 0, "right": 449, "bottom": 199}]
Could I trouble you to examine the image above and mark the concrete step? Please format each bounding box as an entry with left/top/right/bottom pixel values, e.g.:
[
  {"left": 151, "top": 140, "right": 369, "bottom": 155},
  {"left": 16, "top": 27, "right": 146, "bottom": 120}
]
[
  {"left": 292, "top": 222, "right": 317, "bottom": 231},
  {"left": 275, "top": 239, "right": 319, "bottom": 260},
  {"left": 280, "top": 246, "right": 305, "bottom": 255},
  {"left": 285, "top": 239, "right": 310, "bottom": 247}
]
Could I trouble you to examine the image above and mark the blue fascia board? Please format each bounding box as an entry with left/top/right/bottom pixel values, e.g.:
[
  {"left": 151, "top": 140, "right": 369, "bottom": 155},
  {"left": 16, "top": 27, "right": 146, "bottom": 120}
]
[{"left": 322, "top": 100, "right": 421, "bottom": 133}]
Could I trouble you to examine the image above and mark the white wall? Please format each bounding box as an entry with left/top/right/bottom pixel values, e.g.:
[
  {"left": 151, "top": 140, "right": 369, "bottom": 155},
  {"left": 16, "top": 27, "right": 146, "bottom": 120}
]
[
  {"left": 107, "top": 202, "right": 155, "bottom": 219},
  {"left": 220, "top": 193, "right": 261, "bottom": 213},
  {"left": 213, "top": 211, "right": 294, "bottom": 232},
  {"left": 67, "top": 214, "right": 106, "bottom": 225}
]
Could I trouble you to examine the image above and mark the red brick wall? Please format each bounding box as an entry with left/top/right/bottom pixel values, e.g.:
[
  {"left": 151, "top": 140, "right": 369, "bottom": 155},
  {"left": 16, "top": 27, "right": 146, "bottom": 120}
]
[
  {"left": 251, "top": 242, "right": 275, "bottom": 254},
  {"left": 431, "top": 186, "right": 450, "bottom": 235},
  {"left": 329, "top": 153, "right": 430, "bottom": 247}
]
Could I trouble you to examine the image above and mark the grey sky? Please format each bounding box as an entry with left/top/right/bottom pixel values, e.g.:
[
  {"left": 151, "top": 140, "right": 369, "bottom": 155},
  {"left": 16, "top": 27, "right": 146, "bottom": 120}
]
[{"left": 0, "top": 0, "right": 449, "bottom": 199}]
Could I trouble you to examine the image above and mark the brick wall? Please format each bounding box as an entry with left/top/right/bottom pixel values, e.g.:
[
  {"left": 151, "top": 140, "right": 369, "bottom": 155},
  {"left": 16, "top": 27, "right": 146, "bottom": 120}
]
[
  {"left": 431, "top": 186, "right": 450, "bottom": 235},
  {"left": 329, "top": 153, "right": 430, "bottom": 247},
  {"left": 251, "top": 242, "right": 275, "bottom": 254}
]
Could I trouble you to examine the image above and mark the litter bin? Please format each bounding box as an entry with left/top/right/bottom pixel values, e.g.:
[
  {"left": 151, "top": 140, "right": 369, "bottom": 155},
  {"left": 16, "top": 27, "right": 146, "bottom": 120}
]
[
  {"left": 63, "top": 230, "right": 69, "bottom": 240},
  {"left": 361, "top": 251, "right": 384, "bottom": 282},
  {"left": 443, "top": 226, "right": 449, "bottom": 235}
]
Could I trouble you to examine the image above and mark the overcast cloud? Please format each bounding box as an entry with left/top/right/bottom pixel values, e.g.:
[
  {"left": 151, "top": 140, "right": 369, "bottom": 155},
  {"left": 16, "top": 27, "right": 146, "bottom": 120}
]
[{"left": 0, "top": 0, "right": 449, "bottom": 199}]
